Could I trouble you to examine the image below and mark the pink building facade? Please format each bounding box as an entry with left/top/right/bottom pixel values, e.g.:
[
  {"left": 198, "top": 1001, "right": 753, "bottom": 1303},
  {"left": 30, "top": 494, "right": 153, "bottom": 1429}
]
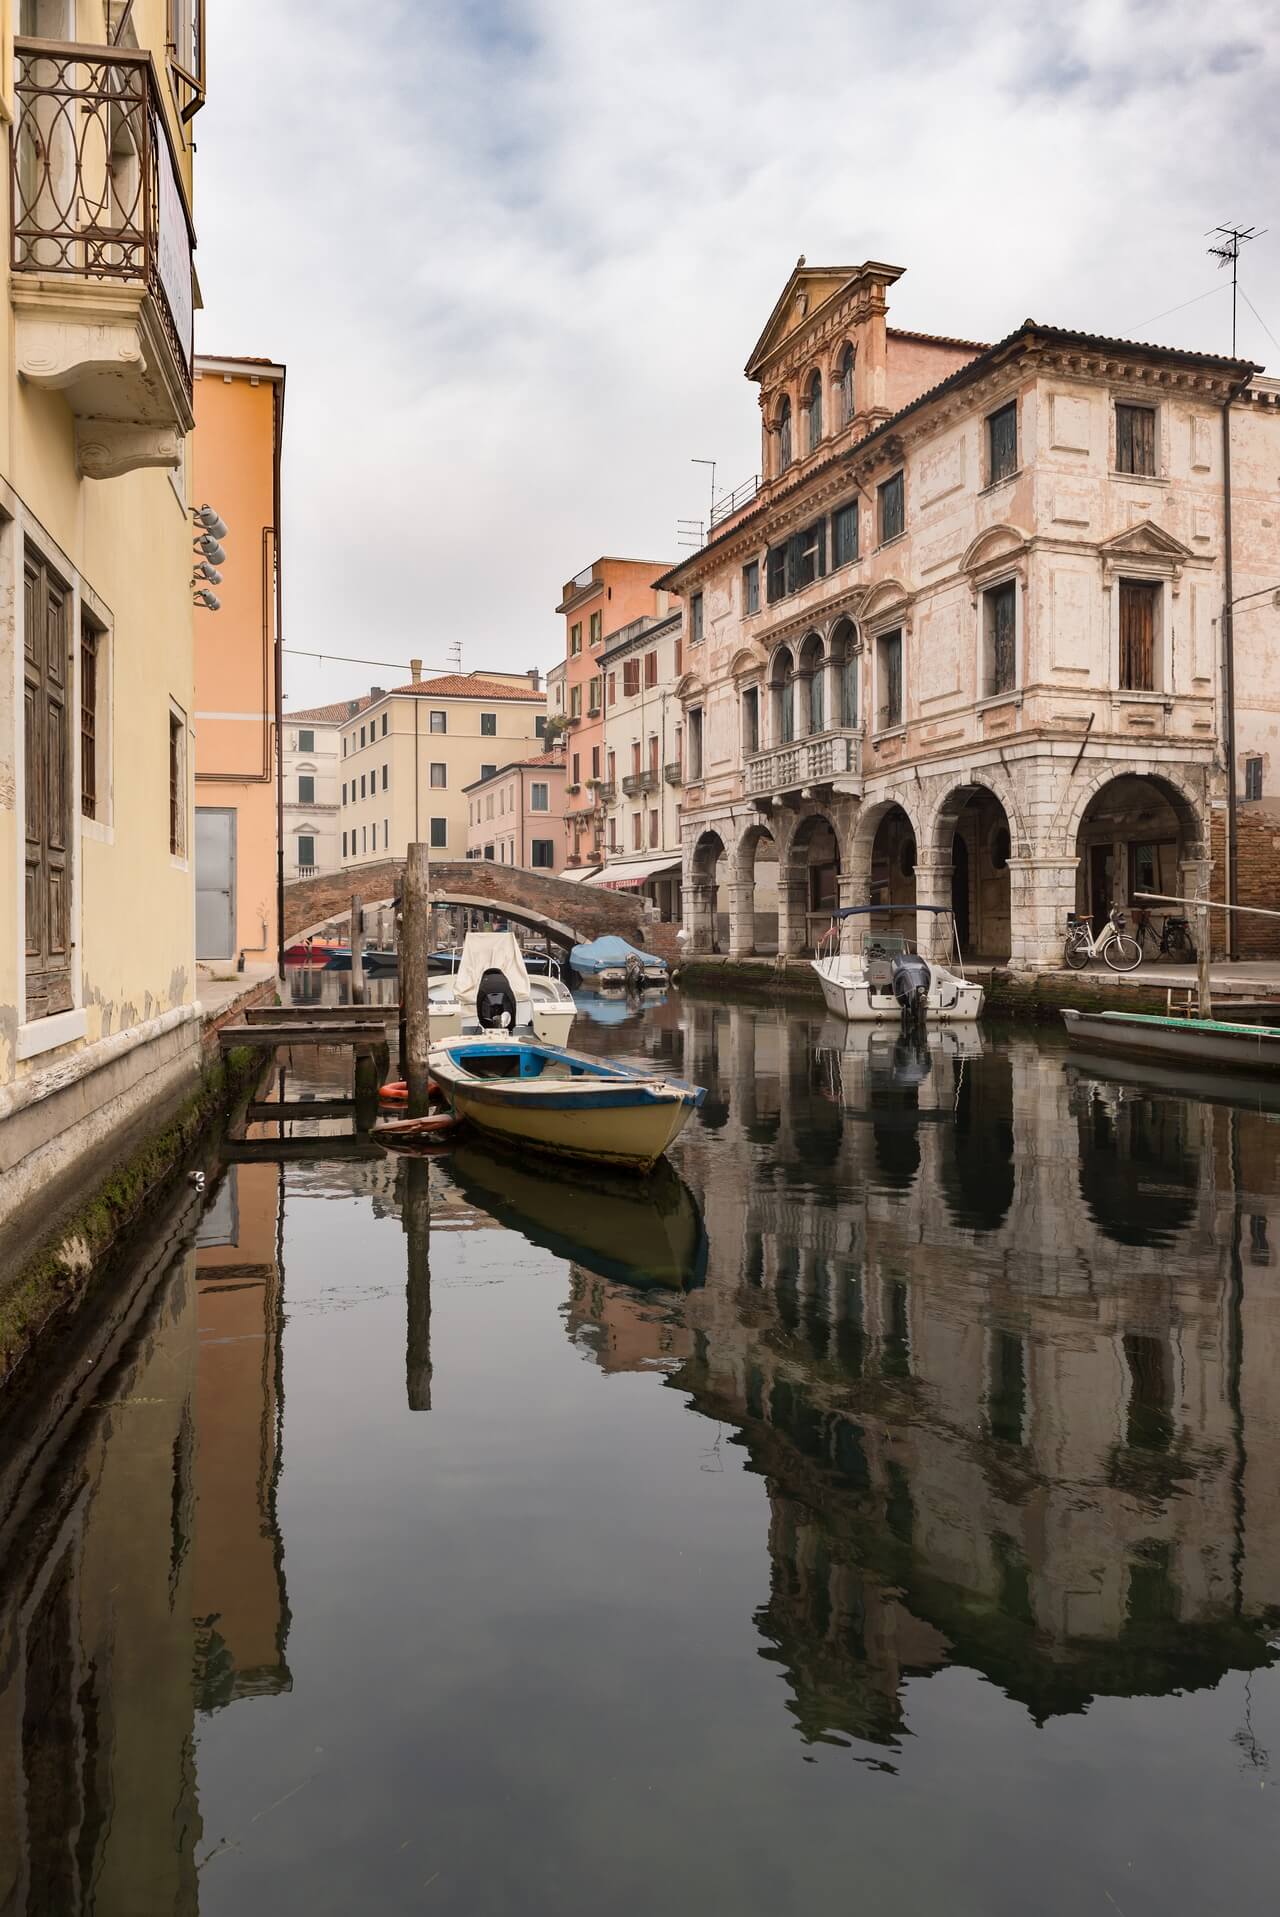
[{"left": 464, "top": 752, "right": 568, "bottom": 872}]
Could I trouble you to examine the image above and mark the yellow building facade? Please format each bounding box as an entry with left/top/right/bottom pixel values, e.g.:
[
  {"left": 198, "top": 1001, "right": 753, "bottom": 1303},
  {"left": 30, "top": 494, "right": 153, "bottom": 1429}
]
[{"left": 0, "top": 4, "right": 202, "bottom": 1239}]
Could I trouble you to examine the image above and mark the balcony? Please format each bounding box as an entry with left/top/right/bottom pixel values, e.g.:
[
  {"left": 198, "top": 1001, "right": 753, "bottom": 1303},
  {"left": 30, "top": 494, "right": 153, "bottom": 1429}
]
[
  {"left": 746, "top": 728, "right": 863, "bottom": 799},
  {"left": 622, "top": 769, "right": 658, "bottom": 798},
  {"left": 663, "top": 761, "right": 682, "bottom": 786},
  {"left": 12, "top": 38, "right": 195, "bottom": 478},
  {"left": 595, "top": 780, "right": 616, "bottom": 804}
]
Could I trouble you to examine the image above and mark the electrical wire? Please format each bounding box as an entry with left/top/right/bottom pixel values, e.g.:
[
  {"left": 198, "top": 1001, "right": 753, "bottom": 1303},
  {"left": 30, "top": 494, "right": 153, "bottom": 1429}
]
[
  {"left": 1131, "top": 282, "right": 1229, "bottom": 330},
  {"left": 1238, "top": 284, "right": 1280, "bottom": 357}
]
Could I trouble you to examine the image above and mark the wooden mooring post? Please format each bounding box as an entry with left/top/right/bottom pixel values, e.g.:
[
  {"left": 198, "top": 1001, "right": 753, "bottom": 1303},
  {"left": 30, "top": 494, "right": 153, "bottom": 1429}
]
[
  {"left": 402, "top": 843, "right": 432, "bottom": 1116},
  {"left": 350, "top": 893, "right": 365, "bottom": 1005}
]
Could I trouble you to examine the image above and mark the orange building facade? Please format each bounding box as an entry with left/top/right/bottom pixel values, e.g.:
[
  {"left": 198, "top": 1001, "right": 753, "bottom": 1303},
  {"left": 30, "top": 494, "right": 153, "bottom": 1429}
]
[
  {"left": 192, "top": 355, "right": 285, "bottom": 962},
  {"left": 555, "top": 557, "right": 674, "bottom": 868}
]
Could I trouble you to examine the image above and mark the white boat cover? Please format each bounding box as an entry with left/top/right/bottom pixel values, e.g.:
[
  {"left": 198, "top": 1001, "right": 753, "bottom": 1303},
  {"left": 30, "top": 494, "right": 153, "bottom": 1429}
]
[{"left": 452, "top": 931, "right": 531, "bottom": 1003}]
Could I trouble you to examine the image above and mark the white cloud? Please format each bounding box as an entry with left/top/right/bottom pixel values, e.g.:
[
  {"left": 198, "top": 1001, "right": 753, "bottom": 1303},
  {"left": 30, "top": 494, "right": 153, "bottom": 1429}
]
[{"left": 195, "top": 0, "right": 1280, "bottom": 712}]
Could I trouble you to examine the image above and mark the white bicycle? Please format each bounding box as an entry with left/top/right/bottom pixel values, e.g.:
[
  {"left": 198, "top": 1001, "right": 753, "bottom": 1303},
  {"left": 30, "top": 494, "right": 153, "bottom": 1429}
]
[{"left": 1063, "top": 907, "right": 1142, "bottom": 972}]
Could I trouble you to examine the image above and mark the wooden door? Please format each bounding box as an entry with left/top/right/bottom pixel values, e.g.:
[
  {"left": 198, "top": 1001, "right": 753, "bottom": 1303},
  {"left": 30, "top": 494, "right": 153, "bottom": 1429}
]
[{"left": 24, "top": 546, "right": 72, "bottom": 1018}]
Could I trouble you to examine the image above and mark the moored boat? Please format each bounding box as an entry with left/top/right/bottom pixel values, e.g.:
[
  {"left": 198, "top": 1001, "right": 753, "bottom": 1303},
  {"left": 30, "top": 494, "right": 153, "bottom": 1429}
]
[
  {"left": 428, "top": 932, "right": 577, "bottom": 1043},
  {"left": 812, "top": 906, "right": 984, "bottom": 1023},
  {"left": 1061, "top": 1007, "right": 1280, "bottom": 1074},
  {"left": 569, "top": 935, "right": 668, "bottom": 988},
  {"left": 428, "top": 1034, "right": 705, "bottom": 1172}
]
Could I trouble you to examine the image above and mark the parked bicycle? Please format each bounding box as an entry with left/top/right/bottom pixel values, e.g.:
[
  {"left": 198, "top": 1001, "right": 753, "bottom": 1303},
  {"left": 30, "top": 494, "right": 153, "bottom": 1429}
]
[
  {"left": 1133, "top": 907, "right": 1197, "bottom": 963},
  {"left": 1063, "top": 907, "right": 1142, "bottom": 972}
]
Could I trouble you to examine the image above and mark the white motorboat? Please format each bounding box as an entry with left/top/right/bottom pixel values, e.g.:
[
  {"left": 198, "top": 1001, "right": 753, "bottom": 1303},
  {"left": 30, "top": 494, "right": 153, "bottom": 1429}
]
[
  {"left": 811, "top": 905, "right": 984, "bottom": 1024},
  {"left": 428, "top": 932, "right": 577, "bottom": 1044}
]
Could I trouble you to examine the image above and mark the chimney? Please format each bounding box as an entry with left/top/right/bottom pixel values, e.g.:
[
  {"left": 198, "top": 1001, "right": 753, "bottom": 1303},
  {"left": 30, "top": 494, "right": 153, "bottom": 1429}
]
[
  {"left": 527, "top": 666, "right": 541, "bottom": 692},
  {"left": 409, "top": 658, "right": 422, "bottom": 682},
  {"left": 370, "top": 685, "right": 385, "bottom": 698}
]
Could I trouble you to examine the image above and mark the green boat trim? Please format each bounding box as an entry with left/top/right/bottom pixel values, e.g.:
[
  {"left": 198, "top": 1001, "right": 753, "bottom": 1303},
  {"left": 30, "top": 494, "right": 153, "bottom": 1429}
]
[{"left": 1076, "top": 1010, "right": 1280, "bottom": 1040}]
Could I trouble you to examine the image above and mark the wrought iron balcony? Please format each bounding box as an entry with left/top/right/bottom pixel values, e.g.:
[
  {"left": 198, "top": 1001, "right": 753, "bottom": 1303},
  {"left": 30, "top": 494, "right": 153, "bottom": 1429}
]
[
  {"left": 663, "top": 761, "right": 682, "bottom": 785},
  {"left": 622, "top": 769, "right": 658, "bottom": 798},
  {"left": 746, "top": 728, "right": 863, "bottom": 798},
  {"left": 596, "top": 781, "right": 617, "bottom": 804},
  {"left": 11, "top": 37, "right": 195, "bottom": 477}
]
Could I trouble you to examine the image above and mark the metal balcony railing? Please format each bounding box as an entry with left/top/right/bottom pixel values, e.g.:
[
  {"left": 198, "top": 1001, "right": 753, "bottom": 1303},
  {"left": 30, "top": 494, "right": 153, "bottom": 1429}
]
[
  {"left": 596, "top": 781, "right": 616, "bottom": 804},
  {"left": 622, "top": 769, "right": 658, "bottom": 798},
  {"left": 746, "top": 728, "right": 862, "bottom": 797},
  {"left": 12, "top": 37, "right": 194, "bottom": 390},
  {"left": 663, "top": 761, "right": 682, "bottom": 785},
  {"left": 709, "top": 473, "right": 761, "bottom": 529}
]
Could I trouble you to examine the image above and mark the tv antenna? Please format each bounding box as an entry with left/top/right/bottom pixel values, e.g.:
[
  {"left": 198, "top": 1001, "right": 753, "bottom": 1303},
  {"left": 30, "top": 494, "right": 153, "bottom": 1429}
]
[
  {"left": 691, "top": 457, "right": 717, "bottom": 526},
  {"left": 676, "top": 517, "right": 705, "bottom": 551},
  {"left": 1207, "top": 223, "right": 1265, "bottom": 356}
]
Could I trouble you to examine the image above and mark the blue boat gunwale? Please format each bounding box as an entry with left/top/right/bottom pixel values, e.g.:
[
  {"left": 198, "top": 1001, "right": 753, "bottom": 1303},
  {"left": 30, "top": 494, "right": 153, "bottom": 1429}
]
[{"left": 434, "top": 1036, "right": 705, "bottom": 1105}]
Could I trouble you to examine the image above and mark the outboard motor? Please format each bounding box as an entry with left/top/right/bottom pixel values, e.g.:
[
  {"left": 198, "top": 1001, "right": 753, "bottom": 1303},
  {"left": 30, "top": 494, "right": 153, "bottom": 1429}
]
[
  {"left": 891, "top": 952, "right": 931, "bottom": 1031},
  {"left": 475, "top": 967, "right": 517, "bottom": 1032}
]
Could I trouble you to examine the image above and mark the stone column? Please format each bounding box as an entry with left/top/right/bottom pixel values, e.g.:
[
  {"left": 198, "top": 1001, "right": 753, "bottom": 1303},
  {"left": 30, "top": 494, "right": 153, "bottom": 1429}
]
[
  {"left": 686, "top": 877, "right": 716, "bottom": 953},
  {"left": 1179, "top": 852, "right": 1214, "bottom": 965},
  {"left": 912, "top": 860, "right": 954, "bottom": 963},
  {"left": 837, "top": 869, "right": 872, "bottom": 954},
  {"left": 1010, "top": 855, "right": 1079, "bottom": 970},
  {"left": 728, "top": 878, "right": 756, "bottom": 958},
  {"left": 794, "top": 671, "right": 812, "bottom": 741},
  {"left": 777, "top": 877, "right": 808, "bottom": 958}
]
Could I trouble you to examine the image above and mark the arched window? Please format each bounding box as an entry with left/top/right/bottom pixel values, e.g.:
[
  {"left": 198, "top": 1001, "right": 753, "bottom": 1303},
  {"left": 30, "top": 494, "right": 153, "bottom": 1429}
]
[
  {"left": 771, "top": 646, "right": 795, "bottom": 742},
  {"left": 799, "top": 633, "right": 824, "bottom": 734},
  {"left": 831, "top": 619, "right": 859, "bottom": 726},
  {"left": 837, "top": 344, "right": 855, "bottom": 426},
  {"left": 777, "top": 396, "right": 792, "bottom": 473},
  {"left": 807, "top": 370, "right": 823, "bottom": 452}
]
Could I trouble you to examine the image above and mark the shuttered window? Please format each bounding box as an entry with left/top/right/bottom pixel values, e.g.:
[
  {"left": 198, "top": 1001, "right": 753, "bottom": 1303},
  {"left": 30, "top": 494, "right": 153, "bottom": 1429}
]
[
  {"left": 766, "top": 546, "right": 786, "bottom": 604},
  {"left": 690, "top": 593, "right": 704, "bottom": 644},
  {"left": 878, "top": 471, "right": 905, "bottom": 544},
  {"left": 837, "top": 345, "right": 855, "bottom": 425},
  {"left": 777, "top": 396, "right": 792, "bottom": 471},
  {"left": 169, "top": 710, "right": 186, "bottom": 857},
  {"left": 24, "top": 547, "right": 72, "bottom": 1017},
  {"left": 80, "top": 616, "right": 99, "bottom": 820},
  {"left": 832, "top": 501, "right": 859, "bottom": 568},
  {"left": 984, "top": 581, "right": 1017, "bottom": 695},
  {"left": 878, "top": 630, "right": 903, "bottom": 729},
  {"left": 987, "top": 402, "right": 1017, "bottom": 483},
  {"left": 1119, "top": 581, "right": 1158, "bottom": 690},
  {"left": 644, "top": 651, "right": 657, "bottom": 688},
  {"left": 623, "top": 658, "right": 640, "bottom": 696},
  {"left": 1115, "top": 404, "right": 1156, "bottom": 476},
  {"left": 297, "top": 774, "right": 315, "bottom": 804},
  {"left": 742, "top": 560, "right": 760, "bottom": 614},
  {"left": 797, "top": 520, "right": 826, "bottom": 589},
  {"left": 806, "top": 371, "right": 823, "bottom": 451}
]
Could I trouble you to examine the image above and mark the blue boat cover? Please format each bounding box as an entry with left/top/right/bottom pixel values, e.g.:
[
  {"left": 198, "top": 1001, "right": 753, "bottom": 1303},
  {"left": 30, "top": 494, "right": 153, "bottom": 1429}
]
[{"left": 570, "top": 935, "right": 668, "bottom": 975}]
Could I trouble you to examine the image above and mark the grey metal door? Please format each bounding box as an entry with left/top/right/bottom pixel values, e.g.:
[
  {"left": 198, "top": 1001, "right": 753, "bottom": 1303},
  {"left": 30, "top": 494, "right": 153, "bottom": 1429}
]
[{"left": 196, "top": 806, "right": 236, "bottom": 959}]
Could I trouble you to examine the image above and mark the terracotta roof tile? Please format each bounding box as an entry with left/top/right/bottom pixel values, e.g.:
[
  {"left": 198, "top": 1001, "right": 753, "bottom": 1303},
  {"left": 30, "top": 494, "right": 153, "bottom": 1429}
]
[
  {"left": 385, "top": 674, "right": 541, "bottom": 700},
  {"left": 285, "top": 694, "right": 375, "bottom": 724}
]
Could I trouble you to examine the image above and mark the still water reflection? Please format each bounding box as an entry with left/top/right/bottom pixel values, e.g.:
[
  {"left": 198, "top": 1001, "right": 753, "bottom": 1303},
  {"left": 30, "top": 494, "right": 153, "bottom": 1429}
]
[{"left": 2, "top": 993, "right": 1279, "bottom": 1914}]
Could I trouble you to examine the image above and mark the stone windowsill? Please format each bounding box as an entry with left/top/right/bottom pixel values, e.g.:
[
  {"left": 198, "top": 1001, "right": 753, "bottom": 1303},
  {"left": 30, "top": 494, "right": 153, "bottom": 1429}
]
[
  {"left": 976, "top": 689, "right": 1023, "bottom": 714},
  {"left": 17, "top": 1006, "right": 88, "bottom": 1062},
  {"left": 1109, "top": 469, "right": 1169, "bottom": 488},
  {"left": 871, "top": 724, "right": 907, "bottom": 745},
  {"left": 979, "top": 469, "right": 1020, "bottom": 497}
]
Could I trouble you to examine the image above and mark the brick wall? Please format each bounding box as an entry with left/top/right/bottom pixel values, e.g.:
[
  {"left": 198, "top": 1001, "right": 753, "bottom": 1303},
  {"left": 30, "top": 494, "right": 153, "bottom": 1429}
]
[
  {"left": 284, "top": 858, "right": 650, "bottom": 947},
  {"left": 1204, "top": 810, "right": 1280, "bottom": 958}
]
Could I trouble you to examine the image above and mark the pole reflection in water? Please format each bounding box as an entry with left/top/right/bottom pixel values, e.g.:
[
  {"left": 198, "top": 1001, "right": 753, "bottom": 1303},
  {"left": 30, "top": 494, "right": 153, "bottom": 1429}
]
[{"left": 2, "top": 984, "right": 1280, "bottom": 1914}]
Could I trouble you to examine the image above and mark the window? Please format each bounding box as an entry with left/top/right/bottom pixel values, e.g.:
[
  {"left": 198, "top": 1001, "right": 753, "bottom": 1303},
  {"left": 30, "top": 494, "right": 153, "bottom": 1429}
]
[
  {"left": 743, "top": 559, "right": 760, "bottom": 614},
  {"left": 837, "top": 343, "right": 855, "bottom": 426},
  {"left": 690, "top": 592, "right": 704, "bottom": 644},
  {"left": 648, "top": 734, "right": 659, "bottom": 776},
  {"left": 359, "top": 724, "right": 366, "bottom": 747},
  {"left": 571, "top": 752, "right": 580, "bottom": 785},
  {"left": 535, "top": 714, "right": 547, "bottom": 738},
  {"left": 607, "top": 749, "right": 616, "bottom": 784},
  {"left": 777, "top": 395, "right": 792, "bottom": 472},
  {"left": 877, "top": 630, "right": 903, "bottom": 730},
  {"left": 608, "top": 672, "right": 617, "bottom": 706},
  {"left": 878, "top": 471, "right": 905, "bottom": 544},
  {"left": 806, "top": 370, "right": 823, "bottom": 451},
  {"left": 298, "top": 728, "right": 314, "bottom": 753},
  {"left": 481, "top": 711, "right": 497, "bottom": 735},
  {"left": 588, "top": 677, "right": 601, "bottom": 715},
  {"left": 809, "top": 659, "right": 825, "bottom": 732},
  {"left": 592, "top": 745, "right": 601, "bottom": 779},
  {"left": 589, "top": 610, "right": 603, "bottom": 644},
  {"left": 485, "top": 793, "right": 494, "bottom": 818},
  {"left": 797, "top": 520, "right": 826, "bottom": 590},
  {"left": 832, "top": 501, "right": 859, "bottom": 569},
  {"left": 381, "top": 712, "right": 388, "bottom": 736},
  {"left": 983, "top": 581, "right": 1017, "bottom": 696},
  {"left": 531, "top": 781, "right": 549, "bottom": 811},
  {"left": 766, "top": 545, "right": 786, "bottom": 604},
  {"left": 430, "top": 762, "right": 446, "bottom": 788},
  {"left": 342, "top": 782, "right": 347, "bottom": 805},
  {"left": 430, "top": 817, "right": 447, "bottom": 848},
  {"left": 644, "top": 651, "right": 657, "bottom": 688},
  {"left": 632, "top": 812, "right": 642, "bottom": 850},
  {"left": 570, "top": 683, "right": 582, "bottom": 719},
  {"left": 531, "top": 839, "right": 554, "bottom": 868},
  {"left": 480, "top": 763, "right": 496, "bottom": 780},
  {"left": 342, "top": 830, "right": 349, "bottom": 856},
  {"left": 80, "top": 615, "right": 99, "bottom": 819},
  {"left": 1245, "top": 755, "right": 1264, "bottom": 801},
  {"left": 687, "top": 706, "right": 703, "bottom": 779},
  {"left": 1119, "top": 580, "right": 1159, "bottom": 691},
  {"left": 362, "top": 827, "right": 367, "bottom": 852},
  {"left": 360, "top": 774, "right": 366, "bottom": 798},
  {"left": 631, "top": 739, "right": 642, "bottom": 776},
  {"left": 430, "top": 710, "right": 446, "bottom": 733},
  {"left": 342, "top": 737, "right": 347, "bottom": 757},
  {"left": 169, "top": 709, "right": 186, "bottom": 856},
  {"left": 570, "top": 622, "right": 582, "bottom": 654},
  {"left": 382, "top": 764, "right": 389, "bottom": 790},
  {"left": 371, "top": 823, "right": 377, "bottom": 852},
  {"left": 484, "top": 843, "right": 494, "bottom": 860},
  {"left": 623, "top": 658, "right": 640, "bottom": 696},
  {"left": 298, "top": 773, "right": 315, "bottom": 804},
  {"left": 742, "top": 686, "right": 759, "bottom": 754},
  {"left": 674, "top": 636, "right": 682, "bottom": 676},
  {"left": 648, "top": 808, "right": 659, "bottom": 848},
  {"left": 498, "top": 787, "right": 505, "bottom": 815},
  {"left": 987, "top": 401, "right": 1017, "bottom": 484},
  {"left": 609, "top": 817, "right": 617, "bottom": 851},
  {"left": 1115, "top": 403, "right": 1157, "bottom": 477}
]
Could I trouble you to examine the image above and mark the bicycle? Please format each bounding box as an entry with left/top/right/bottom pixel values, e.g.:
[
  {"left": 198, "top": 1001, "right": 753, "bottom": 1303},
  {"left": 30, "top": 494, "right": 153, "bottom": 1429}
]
[
  {"left": 1133, "top": 908, "right": 1197, "bottom": 964},
  {"left": 1063, "top": 907, "right": 1142, "bottom": 972}
]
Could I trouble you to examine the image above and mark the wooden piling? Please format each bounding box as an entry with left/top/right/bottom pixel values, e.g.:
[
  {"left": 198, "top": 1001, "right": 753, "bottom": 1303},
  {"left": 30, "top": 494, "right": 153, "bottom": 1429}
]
[
  {"left": 403, "top": 1154, "right": 432, "bottom": 1411},
  {"left": 402, "top": 843, "right": 432, "bottom": 1116},
  {"left": 350, "top": 894, "right": 366, "bottom": 1004}
]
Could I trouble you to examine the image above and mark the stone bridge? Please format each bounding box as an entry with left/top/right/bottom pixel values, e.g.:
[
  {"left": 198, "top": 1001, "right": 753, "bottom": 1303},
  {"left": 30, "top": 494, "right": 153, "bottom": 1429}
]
[{"left": 284, "top": 858, "right": 665, "bottom": 952}]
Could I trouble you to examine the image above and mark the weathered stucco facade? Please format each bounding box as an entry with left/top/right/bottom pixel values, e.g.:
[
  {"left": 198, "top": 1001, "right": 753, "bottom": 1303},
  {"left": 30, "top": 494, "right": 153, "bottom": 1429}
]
[{"left": 661, "top": 260, "right": 1280, "bottom": 967}]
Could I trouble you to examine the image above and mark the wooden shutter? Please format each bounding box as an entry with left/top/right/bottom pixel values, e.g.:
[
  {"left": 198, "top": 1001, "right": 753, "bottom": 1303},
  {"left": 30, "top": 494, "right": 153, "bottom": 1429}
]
[
  {"left": 24, "top": 547, "right": 73, "bottom": 1018},
  {"left": 1119, "top": 583, "right": 1156, "bottom": 690},
  {"left": 80, "top": 615, "right": 98, "bottom": 819},
  {"left": 1117, "top": 405, "right": 1156, "bottom": 477},
  {"left": 648, "top": 734, "right": 659, "bottom": 775}
]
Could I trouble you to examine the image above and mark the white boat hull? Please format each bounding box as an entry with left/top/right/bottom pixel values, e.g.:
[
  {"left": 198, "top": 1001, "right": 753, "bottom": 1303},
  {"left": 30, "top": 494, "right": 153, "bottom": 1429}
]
[{"left": 813, "top": 956, "right": 984, "bottom": 1023}]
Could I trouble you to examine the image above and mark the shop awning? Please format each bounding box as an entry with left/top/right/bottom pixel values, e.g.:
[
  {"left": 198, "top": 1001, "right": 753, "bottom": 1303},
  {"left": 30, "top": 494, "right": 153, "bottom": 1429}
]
[
  {"left": 557, "top": 864, "right": 602, "bottom": 883},
  {"left": 583, "top": 856, "right": 681, "bottom": 892}
]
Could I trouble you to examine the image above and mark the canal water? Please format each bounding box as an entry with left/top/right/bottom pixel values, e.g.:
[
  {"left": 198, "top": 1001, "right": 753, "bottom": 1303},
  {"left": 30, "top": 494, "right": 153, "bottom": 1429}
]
[{"left": 2, "top": 986, "right": 1279, "bottom": 1914}]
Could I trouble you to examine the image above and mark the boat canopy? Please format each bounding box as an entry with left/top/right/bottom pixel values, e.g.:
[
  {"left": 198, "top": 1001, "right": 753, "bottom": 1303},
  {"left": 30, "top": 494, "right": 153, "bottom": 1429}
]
[
  {"left": 832, "top": 904, "right": 954, "bottom": 919},
  {"left": 570, "top": 935, "right": 667, "bottom": 973},
  {"left": 452, "top": 931, "right": 532, "bottom": 1000}
]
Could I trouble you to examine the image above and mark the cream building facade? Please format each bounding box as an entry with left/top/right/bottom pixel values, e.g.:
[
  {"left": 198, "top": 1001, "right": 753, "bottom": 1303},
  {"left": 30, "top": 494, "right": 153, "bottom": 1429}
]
[
  {"left": 464, "top": 750, "right": 567, "bottom": 871},
  {"left": 1, "top": 4, "right": 203, "bottom": 1238},
  {"left": 282, "top": 695, "right": 367, "bottom": 880},
  {"left": 340, "top": 668, "right": 545, "bottom": 870},
  {"left": 590, "top": 608, "right": 685, "bottom": 920},
  {"left": 661, "top": 260, "right": 1280, "bottom": 966}
]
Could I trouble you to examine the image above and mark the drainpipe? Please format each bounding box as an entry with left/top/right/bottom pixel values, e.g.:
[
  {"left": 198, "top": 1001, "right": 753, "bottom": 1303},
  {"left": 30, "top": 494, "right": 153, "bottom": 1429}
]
[
  {"left": 273, "top": 376, "right": 286, "bottom": 980},
  {"left": 1222, "top": 382, "right": 1242, "bottom": 960}
]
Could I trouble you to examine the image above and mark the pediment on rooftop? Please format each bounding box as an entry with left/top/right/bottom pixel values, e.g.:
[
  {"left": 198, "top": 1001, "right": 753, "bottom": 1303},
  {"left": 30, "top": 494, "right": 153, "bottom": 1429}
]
[
  {"left": 745, "top": 258, "right": 905, "bottom": 380},
  {"left": 1097, "top": 519, "right": 1195, "bottom": 562}
]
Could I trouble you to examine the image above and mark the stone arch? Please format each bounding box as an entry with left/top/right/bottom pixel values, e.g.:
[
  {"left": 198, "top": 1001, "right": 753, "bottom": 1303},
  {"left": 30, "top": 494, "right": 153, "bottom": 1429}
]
[
  {"left": 686, "top": 826, "right": 727, "bottom": 953},
  {"left": 1067, "top": 768, "right": 1210, "bottom": 938},
  {"left": 767, "top": 639, "right": 798, "bottom": 744},
  {"left": 731, "top": 819, "right": 779, "bottom": 956},
  {"left": 776, "top": 805, "right": 842, "bottom": 956},
  {"left": 826, "top": 615, "right": 861, "bottom": 729},
  {"left": 1055, "top": 762, "right": 1208, "bottom": 857},
  {"left": 927, "top": 780, "right": 1020, "bottom": 962}
]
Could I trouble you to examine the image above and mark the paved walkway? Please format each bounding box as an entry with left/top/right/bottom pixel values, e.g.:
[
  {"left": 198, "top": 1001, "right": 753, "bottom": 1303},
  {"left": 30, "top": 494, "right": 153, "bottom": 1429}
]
[
  {"left": 196, "top": 962, "right": 279, "bottom": 1033},
  {"left": 1031, "top": 959, "right": 1280, "bottom": 999}
]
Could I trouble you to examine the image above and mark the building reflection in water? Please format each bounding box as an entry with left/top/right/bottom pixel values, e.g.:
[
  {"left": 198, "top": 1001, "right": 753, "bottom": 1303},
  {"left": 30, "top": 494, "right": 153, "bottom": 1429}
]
[
  {"left": 0, "top": 1160, "right": 292, "bottom": 1913},
  {"left": 564, "top": 1001, "right": 1280, "bottom": 1752}
]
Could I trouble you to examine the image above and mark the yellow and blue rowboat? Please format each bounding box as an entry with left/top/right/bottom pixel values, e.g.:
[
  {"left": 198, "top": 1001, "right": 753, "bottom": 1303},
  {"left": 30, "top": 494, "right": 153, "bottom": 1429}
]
[{"left": 427, "top": 1036, "right": 705, "bottom": 1173}]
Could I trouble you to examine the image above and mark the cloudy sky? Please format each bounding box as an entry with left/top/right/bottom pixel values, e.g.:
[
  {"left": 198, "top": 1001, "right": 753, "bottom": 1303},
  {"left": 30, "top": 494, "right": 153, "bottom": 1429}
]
[{"left": 194, "top": 0, "right": 1280, "bottom": 712}]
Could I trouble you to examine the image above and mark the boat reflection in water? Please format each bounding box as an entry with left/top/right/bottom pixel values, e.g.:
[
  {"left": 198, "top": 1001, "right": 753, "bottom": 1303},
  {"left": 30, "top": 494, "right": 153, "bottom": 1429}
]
[
  {"left": 572, "top": 985, "right": 669, "bottom": 1027},
  {"left": 445, "top": 1139, "right": 707, "bottom": 1292}
]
